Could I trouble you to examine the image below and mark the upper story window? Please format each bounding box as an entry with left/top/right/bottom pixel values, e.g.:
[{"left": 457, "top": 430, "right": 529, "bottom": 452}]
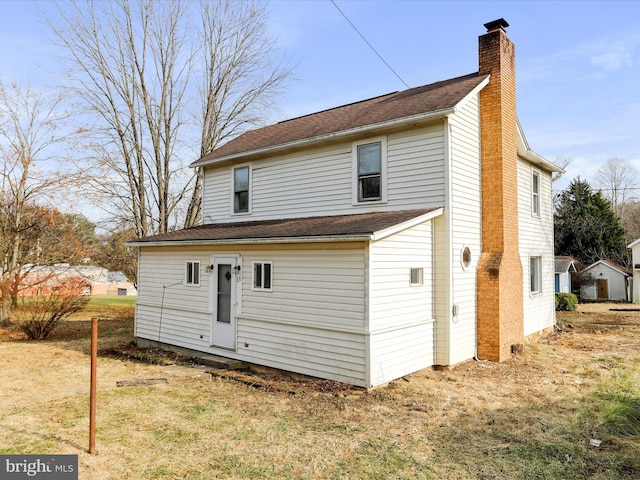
[
  {"left": 532, "top": 170, "right": 540, "bottom": 216},
  {"left": 233, "top": 166, "right": 250, "bottom": 214},
  {"left": 353, "top": 137, "right": 387, "bottom": 204}
]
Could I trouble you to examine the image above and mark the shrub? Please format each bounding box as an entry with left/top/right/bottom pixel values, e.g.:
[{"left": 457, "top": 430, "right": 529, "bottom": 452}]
[
  {"left": 12, "top": 276, "right": 90, "bottom": 340},
  {"left": 555, "top": 292, "right": 578, "bottom": 312}
]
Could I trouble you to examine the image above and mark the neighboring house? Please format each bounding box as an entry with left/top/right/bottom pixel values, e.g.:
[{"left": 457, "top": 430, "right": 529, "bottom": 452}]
[
  {"left": 554, "top": 256, "right": 577, "bottom": 294},
  {"left": 627, "top": 238, "right": 640, "bottom": 303},
  {"left": 128, "top": 19, "right": 561, "bottom": 388},
  {"left": 19, "top": 265, "right": 137, "bottom": 297},
  {"left": 579, "top": 260, "right": 630, "bottom": 302}
]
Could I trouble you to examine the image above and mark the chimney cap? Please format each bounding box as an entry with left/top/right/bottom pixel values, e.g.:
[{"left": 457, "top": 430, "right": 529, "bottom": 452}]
[{"left": 484, "top": 18, "right": 509, "bottom": 33}]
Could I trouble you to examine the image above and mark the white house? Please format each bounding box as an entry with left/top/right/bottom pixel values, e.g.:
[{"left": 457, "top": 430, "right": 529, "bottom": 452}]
[
  {"left": 128, "top": 19, "right": 560, "bottom": 388},
  {"left": 580, "top": 260, "right": 630, "bottom": 302},
  {"left": 555, "top": 256, "right": 576, "bottom": 294},
  {"left": 627, "top": 239, "right": 640, "bottom": 303}
]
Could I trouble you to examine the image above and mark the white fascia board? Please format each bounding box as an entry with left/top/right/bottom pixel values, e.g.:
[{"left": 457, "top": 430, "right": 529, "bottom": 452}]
[
  {"left": 370, "top": 208, "right": 444, "bottom": 241},
  {"left": 191, "top": 108, "right": 456, "bottom": 168},
  {"left": 126, "top": 234, "right": 371, "bottom": 248},
  {"left": 517, "top": 119, "right": 563, "bottom": 173},
  {"left": 627, "top": 238, "right": 640, "bottom": 249},
  {"left": 450, "top": 76, "right": 490, "bottom": 114}
]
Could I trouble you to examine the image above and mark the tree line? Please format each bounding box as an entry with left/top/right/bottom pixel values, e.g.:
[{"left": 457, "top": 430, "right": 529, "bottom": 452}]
[
  {"left": 554, "top": 158, "right": 638, "bottom": 269},
  {"left": 0, "top": 0, "right": 291, "bottom": 326}
]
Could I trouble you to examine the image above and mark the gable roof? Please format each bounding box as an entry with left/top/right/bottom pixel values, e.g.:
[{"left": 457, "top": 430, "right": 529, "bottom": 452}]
[
  {"left": 192, "top": 73, "right": 489, "bottom": 167},
  {"left": 554, "top": 256, "right": 577, "bottom": 274},
  {"left": 581, "top": 259, "right": 631, "bottom": 276},
  {"left": 127, "top": 208, "right": 443, "bottom": 247}
]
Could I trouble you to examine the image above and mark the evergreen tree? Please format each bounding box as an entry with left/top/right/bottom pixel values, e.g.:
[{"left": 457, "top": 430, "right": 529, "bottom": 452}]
[{"left": 554, "top": 178, "right": 627, "bottom": 266}]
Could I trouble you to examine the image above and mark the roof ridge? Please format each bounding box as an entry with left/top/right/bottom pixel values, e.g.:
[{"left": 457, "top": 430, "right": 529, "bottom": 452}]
[{"left": 276, "top": 71, "right": 480, "bottom": 126}]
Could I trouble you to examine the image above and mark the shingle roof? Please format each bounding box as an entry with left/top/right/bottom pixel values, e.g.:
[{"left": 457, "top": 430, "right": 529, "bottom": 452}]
[
  {"left": 192, "top": 73, "right": 488, "bottom": 166},
  {"left": 128, "top": 209, "right": 441, "bottom": 245},
  {"left": 554, "top": 256, "right": 576, "bottom": 274}
]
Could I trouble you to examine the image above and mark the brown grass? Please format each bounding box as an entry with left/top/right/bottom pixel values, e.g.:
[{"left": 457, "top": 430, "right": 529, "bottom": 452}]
[{"left": 1, "top": 303, "right": 639, "bottom": 479}]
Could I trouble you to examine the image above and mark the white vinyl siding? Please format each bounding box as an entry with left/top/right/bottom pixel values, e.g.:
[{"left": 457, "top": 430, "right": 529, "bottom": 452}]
[
  {"left": 135, "top": 243, "right": 369, "bottom": 385},
  {"left": 201, "top": 123, "right": 445, "bottom": 223},
  {"left": 368, "top": 221, "right": 435, "bottom": 386},
  {"left": 238, "top": 243, "right": 368, "bottom": 386},
  {"left": 518, "top": 158, "right": 555, "bottom": 336},
  {"left": 135, "top": 248, "right": 214, "bottom": 349},
  {"left": 435, "top": 95, "right": 482, "bottom": 366}
]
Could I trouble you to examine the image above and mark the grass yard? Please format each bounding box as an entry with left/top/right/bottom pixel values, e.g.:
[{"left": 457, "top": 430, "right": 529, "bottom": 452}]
[{"left": 1, "top": 301, "right": 639, "bottom": 479}]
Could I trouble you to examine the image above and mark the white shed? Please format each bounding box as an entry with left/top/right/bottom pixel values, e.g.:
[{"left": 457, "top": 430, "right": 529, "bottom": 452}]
[
  {"left": 579, "top": 260, "right": 630, "bottom": 302},
  {"left": 554, "top": 256, "right": 576, "bottom": 294}
]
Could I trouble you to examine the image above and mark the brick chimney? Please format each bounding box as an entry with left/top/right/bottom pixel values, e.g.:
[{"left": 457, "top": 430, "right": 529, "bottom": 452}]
[{"left": 476, "top": 19, "right": 524, "bottom": 361}]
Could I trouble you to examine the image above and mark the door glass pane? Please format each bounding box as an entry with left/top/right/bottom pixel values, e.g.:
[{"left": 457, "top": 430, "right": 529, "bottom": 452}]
[{"left": 217, "top": 264, "right": 231, "bottom": 324}]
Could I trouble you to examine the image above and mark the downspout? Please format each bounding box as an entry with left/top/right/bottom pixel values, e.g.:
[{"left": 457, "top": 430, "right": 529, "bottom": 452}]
[{"left": 442, "top": 117, "right": 453, "bottom": 366}]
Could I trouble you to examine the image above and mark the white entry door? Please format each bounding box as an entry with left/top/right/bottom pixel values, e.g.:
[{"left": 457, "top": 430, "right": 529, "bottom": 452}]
[{"left": 211, "top": 256, "right": 239, "bottom": 350}]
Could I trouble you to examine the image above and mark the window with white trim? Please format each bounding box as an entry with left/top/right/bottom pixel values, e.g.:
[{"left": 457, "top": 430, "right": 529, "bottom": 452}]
[
  {"left": 353, "top": 137, "right": 387, "bottom": 203},
  {"left": 532, "top": 170, "right": 541, "bottom": 216},
  {"left": 253, "top": 261, "right": 273, "bottom": 291},
  {"left": 410, "top": 267, "right": 424, "bottom": 286},
  {"left": 530, "top": 256, "right": 542, "bottom": 294},
  {"left": 233, "top": 165, "right": 250, "bottom": 214},
  {"left": 185, "top": 261, "right": 200, "bottom": 286}
]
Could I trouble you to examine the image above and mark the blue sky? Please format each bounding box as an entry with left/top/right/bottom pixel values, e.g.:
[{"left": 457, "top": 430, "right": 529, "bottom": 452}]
[{"left": 1, "top": 0, "right": 639, "bottom": 198}]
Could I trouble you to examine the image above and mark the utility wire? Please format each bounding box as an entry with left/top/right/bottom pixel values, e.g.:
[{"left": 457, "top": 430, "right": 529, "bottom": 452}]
[{"left": 330, "top": 0, "right": 411, "bottom": 90}]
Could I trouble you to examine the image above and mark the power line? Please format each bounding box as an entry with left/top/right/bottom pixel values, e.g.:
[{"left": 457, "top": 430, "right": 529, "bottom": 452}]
[{"left": 330, "top": 0, "right": 411, "bottom": 90}]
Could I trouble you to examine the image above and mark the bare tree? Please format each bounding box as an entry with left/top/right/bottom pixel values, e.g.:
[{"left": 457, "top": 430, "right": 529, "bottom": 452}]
[
  {"left": 552, "top": 156, "right": 572, "bottom": 183},
  {"left": 0, "top": 82, "right": 77, "bottom": 325},
  {"left": 595, "top": 157, "right": 639, "bottom": 222},
  {"left": 48, "top": 0, "right": 291, "bottom": 235}
]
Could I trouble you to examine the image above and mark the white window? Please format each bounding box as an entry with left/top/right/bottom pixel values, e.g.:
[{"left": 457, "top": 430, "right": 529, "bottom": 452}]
[
  {"left": 530, "top": 256, "right": 542, "bottom": 294},
  {"left": 185, "top": 261, "right": 200, "bottom": 286},
  {"left": 353, "top": 137, "right": 387, "bottom": 204},
  {"left": 532, "top": 170, "right": 540, "bottom": 216},
  {"left": 410, "top": 267, "right": 424, "bottom": 286},
  {"left": 253, "top": 261, "right": 273, "bottom": 291},
  {"left": 233, "top": 165, "right": 250, "bottom": 214}
]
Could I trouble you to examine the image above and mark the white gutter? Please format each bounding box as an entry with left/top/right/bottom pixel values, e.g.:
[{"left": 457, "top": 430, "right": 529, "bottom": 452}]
[
  {"left": 191, "top": 108, "right": 456, "bottom": 168},
  {"left": 127, "top": 234, "right": 373, "bottom": 248},
  {"left": 517, "top": 119, "right": 563, "bottom": 173}
]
